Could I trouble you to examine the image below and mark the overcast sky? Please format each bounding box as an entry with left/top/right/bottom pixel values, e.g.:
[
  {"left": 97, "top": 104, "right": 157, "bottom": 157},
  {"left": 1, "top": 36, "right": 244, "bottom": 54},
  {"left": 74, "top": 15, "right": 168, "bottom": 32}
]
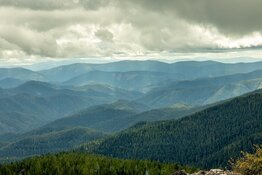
[{"left": 1, "top": 0, "right": 262, "bottom": 65}]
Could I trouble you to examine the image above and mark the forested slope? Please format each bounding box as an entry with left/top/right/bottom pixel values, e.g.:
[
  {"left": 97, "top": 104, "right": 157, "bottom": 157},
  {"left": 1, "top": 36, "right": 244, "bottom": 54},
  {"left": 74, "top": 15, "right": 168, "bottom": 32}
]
[
  {"left": 0, "top": 152, "right": 196, "bottom": 175},
  {"left": 0, "top": 127, "right": 105, "bottom": 160},
  {"left": 82, "top": 90, "right": 262, "bottom": 168}
]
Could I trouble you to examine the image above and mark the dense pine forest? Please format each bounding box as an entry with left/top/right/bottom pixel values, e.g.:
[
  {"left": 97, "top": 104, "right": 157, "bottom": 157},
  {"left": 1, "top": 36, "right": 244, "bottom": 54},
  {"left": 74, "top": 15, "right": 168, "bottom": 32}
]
[
  {"left": 0, "top": 152, "right": 197, "bottom": 175},
  {"left": 81, "top": 91, "right": 262, "bottom": 169}
]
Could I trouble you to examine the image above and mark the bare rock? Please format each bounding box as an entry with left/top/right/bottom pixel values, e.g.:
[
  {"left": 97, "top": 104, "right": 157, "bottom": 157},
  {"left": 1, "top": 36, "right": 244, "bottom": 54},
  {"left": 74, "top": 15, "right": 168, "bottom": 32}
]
[
  {"left": 171, "top": 169, "right": 240, "bottom": 175},
  {"left": 171, "top": 170, "right": 188, "bottom": 175},
  {"left": 190, "top": 169, "right": 239, "bottom": 175},
  {"left": 193, "top": 171, "right": 206, "bottom": 175}
]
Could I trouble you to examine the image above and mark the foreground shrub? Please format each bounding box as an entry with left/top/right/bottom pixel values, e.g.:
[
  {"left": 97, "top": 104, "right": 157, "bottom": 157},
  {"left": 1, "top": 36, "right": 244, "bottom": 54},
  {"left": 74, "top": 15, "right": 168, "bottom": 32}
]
[{"left": 231, "top": 145, "right": 262, "bottom": 175}]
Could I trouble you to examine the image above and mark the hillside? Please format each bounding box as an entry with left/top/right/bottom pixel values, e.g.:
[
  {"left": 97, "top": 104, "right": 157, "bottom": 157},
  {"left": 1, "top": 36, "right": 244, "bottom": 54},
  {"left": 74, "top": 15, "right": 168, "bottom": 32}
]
[
  {"left": 138, "top": 69, "right": 262, "bottom": 107},
  {"left": 81, "top": 90, "right": 262, "bottom": 168},
  {"left": 0, "top": 152, "right": 196, "bottom": 175},
  {"left": 28, "top": 100, "right": 201, "bottom": 135},
  {"left": 63, "top": 70, "right": 177, "bottom": 92},
  {"left": 72, "top": 84, "right": 142, "bottom": 100},
  {"left": 128, "top": 104, "right": 203, "bottom": 123},
  {"left": 0, "top": 101, "right": 206, "bottom": 160},
  {"left": 0, "top": 127, "right": 105, "bottom": 159},
  {"left": 31, "top": 101, "right": 144, "bottom": 133},
  {"left": 0, "top": 68, "right": 45, "bottom": 81},
  {"left": 0, "top": 78, "right": 25, "bottom": 89},
  {"left": 0, "top": 92, "right": 94, "bottom": 134},
  {"left": 0, "top": 82, "right": 141, "bottom": 134}
]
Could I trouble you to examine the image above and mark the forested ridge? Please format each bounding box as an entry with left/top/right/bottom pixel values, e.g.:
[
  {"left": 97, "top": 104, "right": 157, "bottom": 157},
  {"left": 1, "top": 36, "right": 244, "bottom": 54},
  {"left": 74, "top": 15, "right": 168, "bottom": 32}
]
[
  {"left": 0, "top": 127, "right": 105, "bottom": 160},
  {"left": 81, "top": 91, "right": 262, "bottom": 168},
  {"left": 0, "top": 152, "right": 197, "bottom": 175}
]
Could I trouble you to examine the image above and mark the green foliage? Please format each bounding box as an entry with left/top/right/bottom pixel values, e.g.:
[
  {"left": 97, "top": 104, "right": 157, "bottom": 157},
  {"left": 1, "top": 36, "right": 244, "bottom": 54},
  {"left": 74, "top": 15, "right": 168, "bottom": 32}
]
[
  {"left": 0, "top": 152, "right": 197, "bottom": 175},
  {"left": 82, "top": 92, "right": 262, "bottom": 169},
  {"left": 231, "top": 145, "right": 262, "bottom": 175}
]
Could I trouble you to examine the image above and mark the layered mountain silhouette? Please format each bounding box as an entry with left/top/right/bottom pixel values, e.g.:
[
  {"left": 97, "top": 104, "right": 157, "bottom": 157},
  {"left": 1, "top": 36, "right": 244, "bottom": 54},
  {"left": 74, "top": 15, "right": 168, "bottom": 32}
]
[
  {"left": 1, "top": 60, "right": 262, "bottom": 169},
  {"left": 0, "top": 81, "right": 141, "bottom": 134}
]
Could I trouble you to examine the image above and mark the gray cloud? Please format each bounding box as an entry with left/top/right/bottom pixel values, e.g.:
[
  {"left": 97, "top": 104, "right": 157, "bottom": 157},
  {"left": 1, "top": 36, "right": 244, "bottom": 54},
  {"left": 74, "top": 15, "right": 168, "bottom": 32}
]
[
  {"left": 0, "top": 0, "right": 262, "bottom": 60},
  {"left": 95, "top": 29, "right": 114, "bottom": 42},
  {"left": 0, "top": 25, "right": 58, "bottom": 56},
  {"left": 0, "top": 0, "right": 110, "bottom": 10},
  {"left": 3, "top": 0, "right": 262, "bottom": 34},
  {"left": 122, "top": 0, "right": 262, "bottom": 35}
]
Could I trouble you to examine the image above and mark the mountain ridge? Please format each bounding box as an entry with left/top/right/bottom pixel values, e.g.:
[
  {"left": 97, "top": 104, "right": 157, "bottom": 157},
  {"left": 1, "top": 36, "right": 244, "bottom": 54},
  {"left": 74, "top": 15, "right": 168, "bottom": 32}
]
[{"left": 81, "top": 89, "right": 262, "bottom": 168}]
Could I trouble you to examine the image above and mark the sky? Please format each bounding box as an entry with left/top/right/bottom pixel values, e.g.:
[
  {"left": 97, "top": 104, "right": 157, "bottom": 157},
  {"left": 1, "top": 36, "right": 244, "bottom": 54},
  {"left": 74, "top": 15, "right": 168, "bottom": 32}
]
[{"left": 1, "top": 0, "right": 262, "bottom": 66}]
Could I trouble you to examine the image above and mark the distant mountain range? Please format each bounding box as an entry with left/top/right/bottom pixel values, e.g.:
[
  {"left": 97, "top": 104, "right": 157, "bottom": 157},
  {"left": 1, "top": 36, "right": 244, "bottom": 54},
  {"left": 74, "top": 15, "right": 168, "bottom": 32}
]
[
  {"left": 138, "top": 69, "right": 262, "bottom": 107},
  {"left": 1, "top": 60, "right": 262, "bottom": 134},
  {"left": 0, "top": 60, "right": 262, "bottom": 168},
  {"left": 39, "top": 60, "right": 262, "bottom": 81},
  {"left": 0, "top": 81, "right": 141, "bottom": 134},
  {"left": 2, "top": 60, "right": 262, "bottom": 86}
]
